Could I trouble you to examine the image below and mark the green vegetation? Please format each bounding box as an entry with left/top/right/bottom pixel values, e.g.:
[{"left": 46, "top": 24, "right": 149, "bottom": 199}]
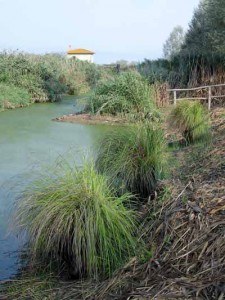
[
  {"left": 170, "top": 100, "right": 211, "bottom": 144},
  {"left": 0, "top": 51, "right": 103, "bottom": 111},
  {"left": 96, "top": 123, "right": 167, "bottom": 198},
  {"left": 0, "top": 83, "right": 31, "bottom": 110},
  {"left": 2, "top": 0, "right": 225, "bottom": 299},
  {"left": 2, "top": 61, "right": 221, "bottom": 300},
  {"left": 3, "top": 106, "right": 225, "bottom": 300},
  {"left": 88, "top": 71, "right": 156, "bottom": 119},
  {"left": 183, "top": 0, "right": 225, "bottom": 56},
  {"left": 15, "top": 162, "right": 137, "bottom": 279}
]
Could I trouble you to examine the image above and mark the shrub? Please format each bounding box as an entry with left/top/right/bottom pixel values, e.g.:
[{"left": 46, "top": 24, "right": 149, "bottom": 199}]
[
  {"left": 170, "top": 100, "right": 211, "bottom": 144},
  {"left": 0, "top": 83, "right": 31, "bottom": 110},
  {"left": 95, "top": 123, "right": 167, "bottom": 199},
  {"left": 15, "top": 162, "right": 137, "bottom": 279},
  {"left": 89, "top": 71, "right": 156, "bottom": 118},
  {"left": 138, "top": 59, "right": 173, "bottom": 85}
]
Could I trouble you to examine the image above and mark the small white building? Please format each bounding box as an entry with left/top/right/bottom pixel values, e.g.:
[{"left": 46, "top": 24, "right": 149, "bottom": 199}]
[{"left": 66, "top": 48, "right": 95, "bottom": 63}]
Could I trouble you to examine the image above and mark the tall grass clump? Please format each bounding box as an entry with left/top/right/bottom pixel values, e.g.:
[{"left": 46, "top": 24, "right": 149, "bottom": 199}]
[
  {"left": 0, "top": 83, "right": 31, "bottom": 111},
  {"left": 170, "top": 100, "right": 211, "bottom": 144},
  {"left": 15, "top": 162, "right": 137, "bottom": 279},
  {"left": 96, "top": 123, "right": 167, "bottom": 199},
  {"left": 89, "top": 71, "right": 156, "bottom": 119}
]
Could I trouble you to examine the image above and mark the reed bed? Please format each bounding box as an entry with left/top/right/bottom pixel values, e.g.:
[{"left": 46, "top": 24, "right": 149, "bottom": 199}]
[{"left": 0, "top": 51, "right": 103, "bottom": 109}]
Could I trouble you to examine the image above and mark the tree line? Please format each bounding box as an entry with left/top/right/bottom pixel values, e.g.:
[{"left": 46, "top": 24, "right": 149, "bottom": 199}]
[{"left": 139, "top": 0, "right": 225, "bottom": 87}]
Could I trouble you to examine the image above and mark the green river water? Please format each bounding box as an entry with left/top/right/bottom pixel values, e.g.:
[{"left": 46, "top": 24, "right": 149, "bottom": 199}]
[{"left": 0, "top": 97, "right": 108, "bottom": 280}]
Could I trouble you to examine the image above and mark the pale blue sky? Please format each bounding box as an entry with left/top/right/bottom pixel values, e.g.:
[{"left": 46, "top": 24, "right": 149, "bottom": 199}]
[{"left": 0, "top": 0, "right": 200, "bottom": 64}]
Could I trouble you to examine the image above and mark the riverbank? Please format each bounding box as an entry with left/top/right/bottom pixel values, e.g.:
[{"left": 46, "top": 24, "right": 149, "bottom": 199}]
[
  {"left": 0, "top": 52, "right": 105, "bottom": 113},
  {"left": 2, "top": 107, "right": 224, "bottom": 300},
  {"left": 0, "top": 83, "right": 32, "bottom": 111},
  {"left": 53, "top": 113, "right": 127, "bottom": 125},
  {"left": 53, "top": 71, "right": 158, "bottom": 125}
]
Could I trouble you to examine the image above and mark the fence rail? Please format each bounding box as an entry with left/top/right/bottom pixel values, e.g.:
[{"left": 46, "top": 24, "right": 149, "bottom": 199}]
[{"left": 167, "top": 83, "right": 225, "bottom": 110}]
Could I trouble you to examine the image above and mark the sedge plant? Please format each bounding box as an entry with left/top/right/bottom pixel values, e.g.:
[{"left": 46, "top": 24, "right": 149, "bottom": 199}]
[
  {"left": 15, "top": 162, "right": 137, "bottom": 279},
  {"left": 95, "top": 123, "right": 167, "bottom": 199},
  {"left": 170, "top": 100, "right": 211, "bottom": 144}
]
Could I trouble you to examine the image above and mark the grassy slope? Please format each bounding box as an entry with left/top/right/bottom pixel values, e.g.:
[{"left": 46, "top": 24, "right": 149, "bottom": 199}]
[{"left": 1, "top": 107, "right": 225, "bottom": 300}]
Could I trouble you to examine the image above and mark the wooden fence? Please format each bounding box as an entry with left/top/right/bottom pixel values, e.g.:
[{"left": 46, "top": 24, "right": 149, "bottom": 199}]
[{"left": 167, "top": 83, "right": 225, "bottom": 110}]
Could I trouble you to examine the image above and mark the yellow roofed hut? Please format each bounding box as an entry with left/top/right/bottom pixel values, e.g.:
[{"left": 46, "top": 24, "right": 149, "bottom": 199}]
[{"left": 66, "top": 48, "right": 95, "bottom": 63}]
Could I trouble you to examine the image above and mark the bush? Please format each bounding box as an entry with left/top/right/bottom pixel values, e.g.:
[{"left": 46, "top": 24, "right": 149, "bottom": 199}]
[
  {"left": 89, "top": 71, "right": 156, "bottom": 118},
  {"left": 40, "top": 55, "right": 101, "bottom": 97},
  {"left": 96, "top": 123, "right": 167, "bottom": 199},
  {"left": 138, "top": 59, "right": 173, "bottom": 85},
  {"left": 15, "top": 162, "right": 137, "bottom": 279},
  {"left": 0, "top": 83, "right": 31, "bottom": 110},
  {"left": 170, "top": 100, "right": 211, "bottom": 144}
]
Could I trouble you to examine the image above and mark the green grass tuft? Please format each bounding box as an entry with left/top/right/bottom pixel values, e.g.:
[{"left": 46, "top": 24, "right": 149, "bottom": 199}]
[
  {"left": 95, "top": 123, "right": 167, "bottom": 199},
  {"left": 15, "top": 161, "right": 137, "bottom": 279},
  {"left": 170, "top": 100, "right": 211, "bottom": 144}
]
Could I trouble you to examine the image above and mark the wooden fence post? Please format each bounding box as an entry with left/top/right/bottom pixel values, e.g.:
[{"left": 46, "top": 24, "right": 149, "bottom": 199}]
[
  {"left": 173, "top": 91, "right": 177, "bottom": 105},
  {"left": 208, "top": 86, "right": 212, "bottom": 110}
]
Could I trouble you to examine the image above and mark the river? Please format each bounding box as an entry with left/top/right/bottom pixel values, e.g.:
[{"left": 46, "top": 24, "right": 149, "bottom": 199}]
[{"left": 0, "top": 97, "right": 108, "bottom": 280}]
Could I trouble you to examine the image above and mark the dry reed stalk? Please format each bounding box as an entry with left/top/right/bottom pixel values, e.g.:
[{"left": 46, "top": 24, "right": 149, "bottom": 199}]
[{"left": 153, "top": 82, "right": 170, "bottom": 108}]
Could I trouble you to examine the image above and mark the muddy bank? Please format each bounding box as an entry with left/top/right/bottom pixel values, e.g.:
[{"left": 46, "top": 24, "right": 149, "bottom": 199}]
[{"left": 53, "top": 113, "right": 127, "bottom": 125}]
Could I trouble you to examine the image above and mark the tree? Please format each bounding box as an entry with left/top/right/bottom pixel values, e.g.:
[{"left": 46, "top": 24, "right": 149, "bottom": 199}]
[
  {"left": 205, "top": 0, "right": 225, "bottom": 54},
  {"left": 115, "top": 60, "right": 129, "bottom": 67},
  {"left": 163, "top": 26, "right": 185, "bottom": 60},
  {"left": 183, "top": 0, "right": 225, "bottom": 55}
]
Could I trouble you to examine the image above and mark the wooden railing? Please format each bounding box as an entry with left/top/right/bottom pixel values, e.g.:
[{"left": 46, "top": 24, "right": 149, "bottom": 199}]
[{"left": 167, "top": 83, "right": 225, "bottom": 110}]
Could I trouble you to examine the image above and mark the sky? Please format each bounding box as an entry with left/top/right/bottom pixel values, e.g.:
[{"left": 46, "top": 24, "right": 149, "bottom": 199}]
[{"left": 0, "top": 0, "right": 200, "bottom": 64}]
